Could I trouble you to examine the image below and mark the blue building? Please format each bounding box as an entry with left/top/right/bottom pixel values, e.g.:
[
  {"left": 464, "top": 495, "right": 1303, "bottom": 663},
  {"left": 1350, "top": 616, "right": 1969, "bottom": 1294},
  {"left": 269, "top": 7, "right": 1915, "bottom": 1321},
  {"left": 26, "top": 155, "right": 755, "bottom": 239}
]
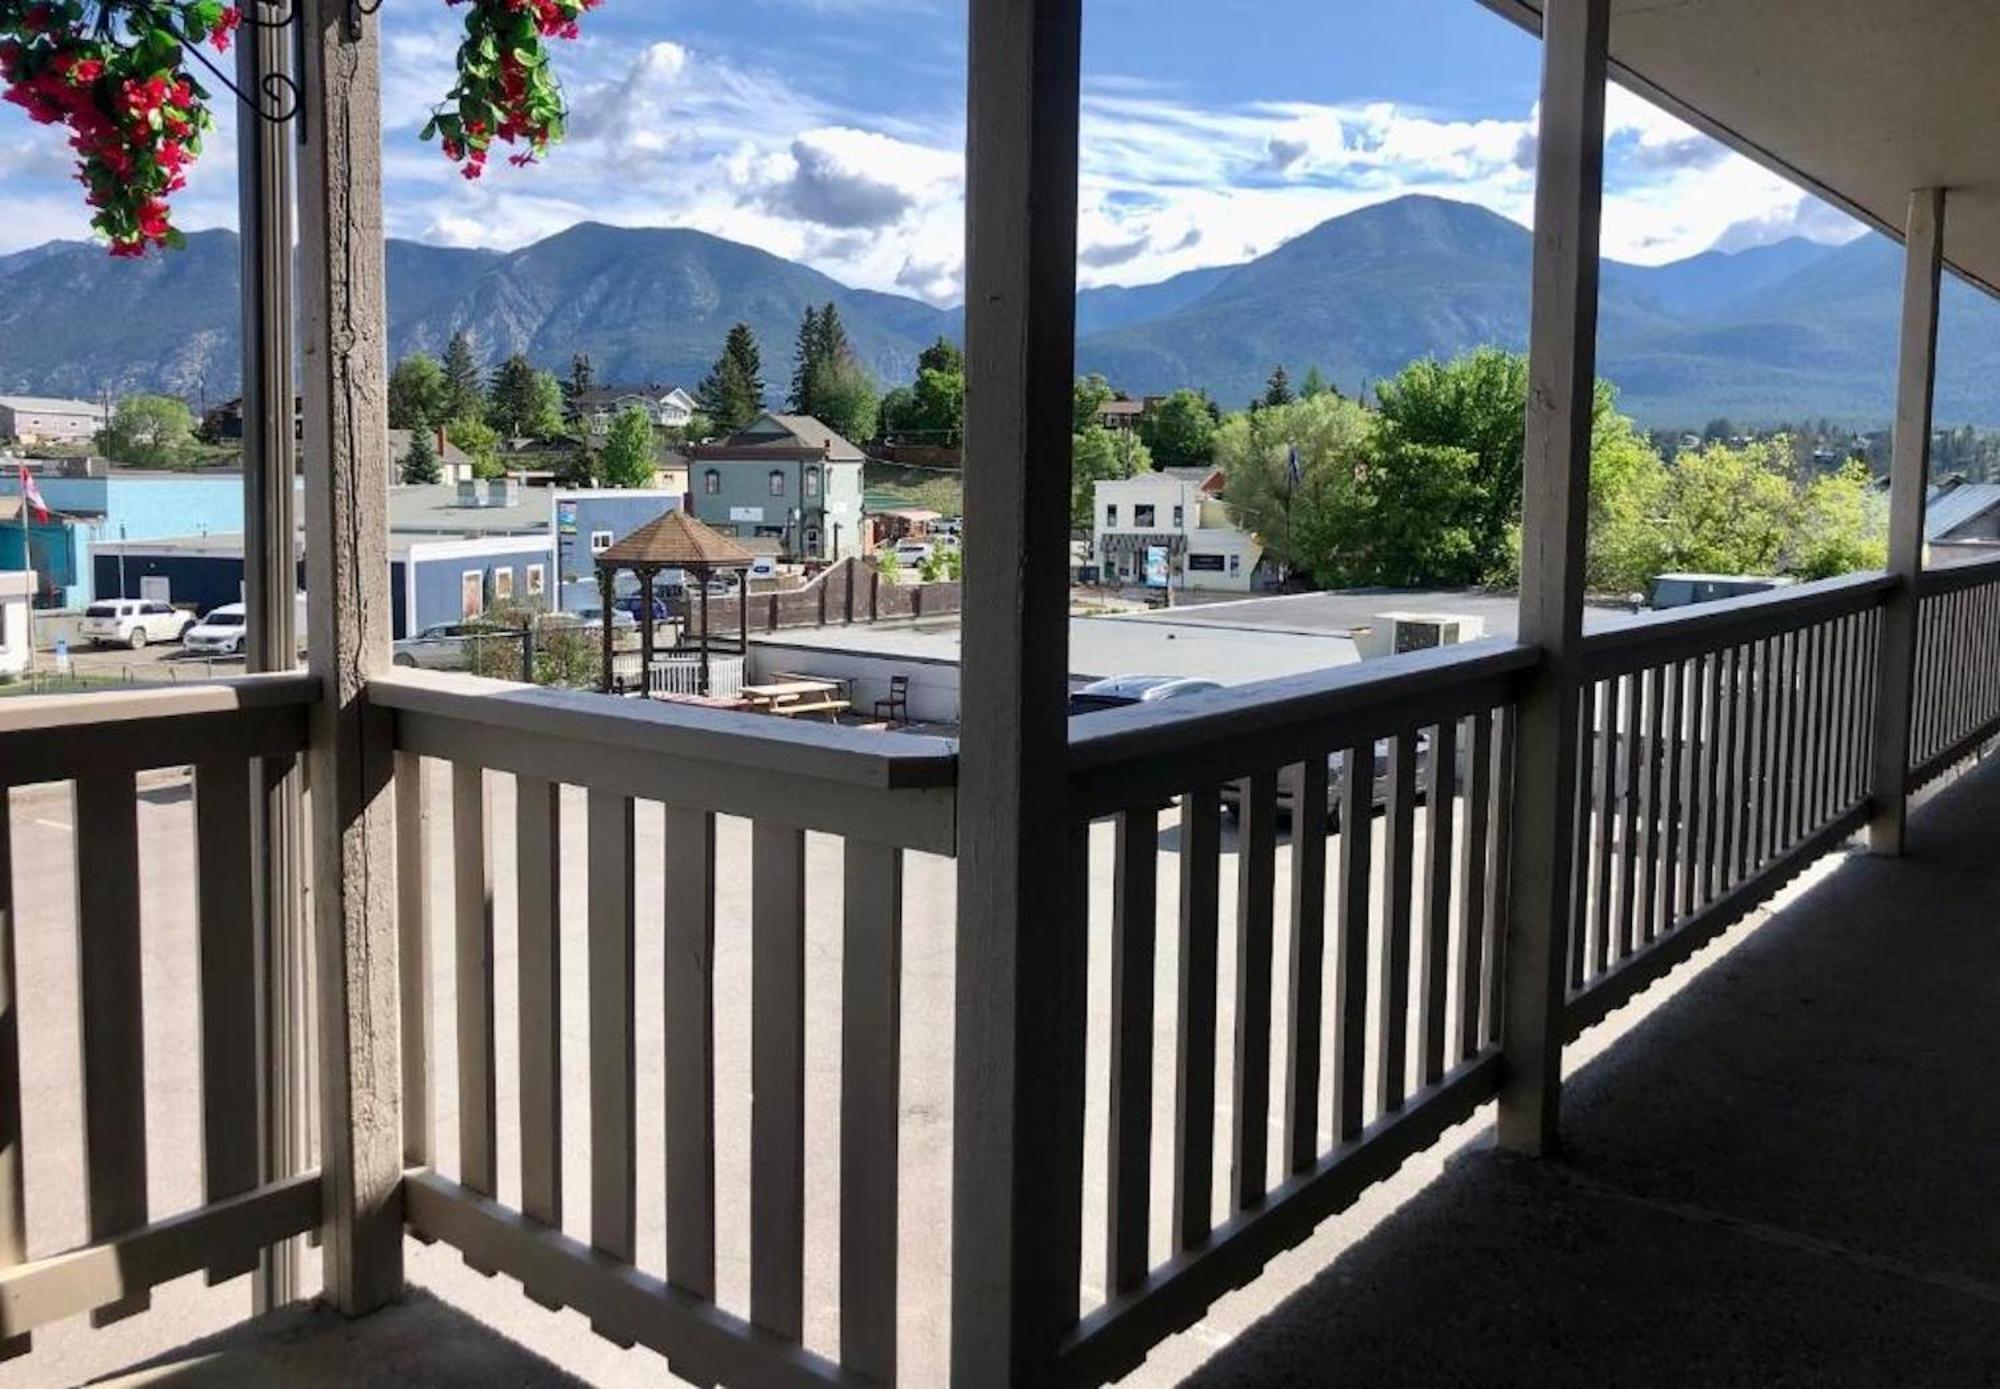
[
  {"left": 93, "top": 480, "right": 567, "bottom": 639},
  {"left": 550, "top": 488, "right": 686, "bottom": 613},
  {"left": 0, "top": 463, "right": 246, "bottom": 608}
]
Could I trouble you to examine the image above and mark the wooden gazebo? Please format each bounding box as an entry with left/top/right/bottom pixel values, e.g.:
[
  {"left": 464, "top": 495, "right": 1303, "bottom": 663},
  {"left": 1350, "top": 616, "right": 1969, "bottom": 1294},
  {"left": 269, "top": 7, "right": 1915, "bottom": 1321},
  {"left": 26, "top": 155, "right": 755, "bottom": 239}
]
[{"left": 595, "top": 510, "right": 754, "bottom": 695}]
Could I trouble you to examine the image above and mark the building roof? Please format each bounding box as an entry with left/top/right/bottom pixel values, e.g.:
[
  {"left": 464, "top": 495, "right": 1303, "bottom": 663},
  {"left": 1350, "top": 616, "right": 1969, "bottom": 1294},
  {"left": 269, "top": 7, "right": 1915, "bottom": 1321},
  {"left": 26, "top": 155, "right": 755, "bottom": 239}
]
[
  {"left": 0, "top": 394, "right": 104, "bottom": 416},
  {"left": 1160, "top": 465, "right": 1227, "bottom": 492},
  {"left": 573, "top": 384, "right": 691, "bottom": 409},
  {"left": 599, "top": 509, "right": 754, "bottom": 570},
  {"left": 1474, "top": 1, "right": 2000, "bottom": 299},
  {"left": 1100, "top": 399, "right": 1146, "bottom": 417},
  {"left": 724, "top": 413, "right": 866, "bottom": 463},
  {"left": 1925, "top": 482, "right": 2000, "bottom": 541},
  {"left": 387, "top": 428, "right": 472, "bottom": 467},
  {"left": 387, "top": 482, "right": 546, "bottom": 536}
]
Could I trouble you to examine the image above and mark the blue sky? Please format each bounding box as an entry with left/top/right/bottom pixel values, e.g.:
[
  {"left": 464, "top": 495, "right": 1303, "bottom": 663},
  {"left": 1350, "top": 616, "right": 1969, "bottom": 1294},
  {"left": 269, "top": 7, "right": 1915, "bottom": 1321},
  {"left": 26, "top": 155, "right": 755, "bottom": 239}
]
[{"left": 0, "top": 0, "right": 1863, "bottom": 301}]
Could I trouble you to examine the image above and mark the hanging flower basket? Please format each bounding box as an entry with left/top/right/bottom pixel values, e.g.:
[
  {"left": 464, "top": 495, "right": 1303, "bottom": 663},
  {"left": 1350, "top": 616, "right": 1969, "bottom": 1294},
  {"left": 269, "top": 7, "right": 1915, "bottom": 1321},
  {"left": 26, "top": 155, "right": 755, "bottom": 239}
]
[
  {"left": 0, "top": 0, "right": 598, "bottom": 257},
  {"left": 423, "top": 0, "right": 599, "bottom": 180}
]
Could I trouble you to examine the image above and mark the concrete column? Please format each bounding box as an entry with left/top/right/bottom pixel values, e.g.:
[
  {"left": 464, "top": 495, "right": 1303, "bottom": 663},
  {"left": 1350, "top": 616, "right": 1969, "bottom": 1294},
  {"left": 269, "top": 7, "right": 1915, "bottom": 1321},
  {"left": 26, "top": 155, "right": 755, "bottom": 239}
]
[
  {"left": 297, "top": 0, "right": 402, "bottom": 1314},
  {"left": 950, "top": 0, "right": 1086, "bottom": 1380},
  {"left": 1868, "top": 188, "right": 1947, "bottom": 855},
  {"left": 1496, "top": 0, "right": 1609, "bottom": 1157}
]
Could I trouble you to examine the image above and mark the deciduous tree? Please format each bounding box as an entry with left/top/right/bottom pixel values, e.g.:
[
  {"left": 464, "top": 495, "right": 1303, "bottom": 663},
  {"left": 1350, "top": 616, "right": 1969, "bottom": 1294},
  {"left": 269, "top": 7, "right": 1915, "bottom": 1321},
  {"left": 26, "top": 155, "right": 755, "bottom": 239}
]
[
  {"left": 599, "top": 406, "right": 658, "bottom": 488},
  {"left": 389, "top": 353, "right": 449, "bottom": 430}
]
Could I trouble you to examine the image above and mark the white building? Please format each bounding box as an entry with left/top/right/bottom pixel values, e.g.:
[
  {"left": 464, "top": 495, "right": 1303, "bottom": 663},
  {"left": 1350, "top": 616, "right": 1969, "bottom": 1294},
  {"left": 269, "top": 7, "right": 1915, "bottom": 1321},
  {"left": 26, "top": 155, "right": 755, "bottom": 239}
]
[
  {"left": 1092, "top": 466, "right": 1263, "bottom": 592},
  {"left": 0, "top": 570, "right": 31, "bottom": 678},
  {"left": 574, "top": 385, "right": 698, "bottom": 436},
  {"left": 0, "top": 395, "right": 106, "bottom": 444}
]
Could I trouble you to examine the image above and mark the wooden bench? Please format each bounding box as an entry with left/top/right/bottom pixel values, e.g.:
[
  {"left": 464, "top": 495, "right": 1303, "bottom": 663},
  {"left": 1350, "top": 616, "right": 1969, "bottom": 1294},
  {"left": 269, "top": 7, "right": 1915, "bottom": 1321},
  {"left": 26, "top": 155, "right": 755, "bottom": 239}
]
[{"left": 768, "top": 698, "right": 850, "bottom": 721}]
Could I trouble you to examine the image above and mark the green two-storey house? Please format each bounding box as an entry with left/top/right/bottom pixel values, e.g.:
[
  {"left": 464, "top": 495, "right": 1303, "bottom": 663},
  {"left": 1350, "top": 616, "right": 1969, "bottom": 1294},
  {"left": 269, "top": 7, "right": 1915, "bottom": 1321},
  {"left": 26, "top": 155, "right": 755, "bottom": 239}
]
[{"left": 686, "top": 413, "right": 866, "bottom": 562}]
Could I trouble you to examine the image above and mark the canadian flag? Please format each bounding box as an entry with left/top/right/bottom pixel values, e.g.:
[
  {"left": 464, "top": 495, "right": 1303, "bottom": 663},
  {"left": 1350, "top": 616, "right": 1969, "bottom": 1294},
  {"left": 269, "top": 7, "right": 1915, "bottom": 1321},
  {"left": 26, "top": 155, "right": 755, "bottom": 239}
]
[{"left": 18, "top": 465, "right": 48, "bottom": 522}]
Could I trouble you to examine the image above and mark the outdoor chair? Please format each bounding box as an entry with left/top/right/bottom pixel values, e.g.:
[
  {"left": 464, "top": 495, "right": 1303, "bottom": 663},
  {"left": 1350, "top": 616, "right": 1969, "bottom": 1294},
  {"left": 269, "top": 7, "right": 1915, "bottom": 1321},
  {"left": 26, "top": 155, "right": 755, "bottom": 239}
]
[{"left": 874, "top": 674, "right": 911, "bottom": 724}]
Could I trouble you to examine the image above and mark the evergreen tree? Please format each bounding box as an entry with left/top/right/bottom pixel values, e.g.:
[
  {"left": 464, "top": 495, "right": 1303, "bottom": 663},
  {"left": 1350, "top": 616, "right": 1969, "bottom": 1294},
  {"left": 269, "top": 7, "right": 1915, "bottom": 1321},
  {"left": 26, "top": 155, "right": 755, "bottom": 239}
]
[
  {"left": 1263, "top": 365, "right": 1295, "bottom": 409},
  {"left": 698, "top": 323, "right": 766, "bottom": 433},
  {"left": 789, "top": 306, "right": 823, "bottom": 414},
  {"left": 813, "top": 302, "right": 850, "bottom": 372},
  {"left": 1300, "top": 365, "right": 1334, "bottom": 399},
  {"left": 809, "top": 354, "right": 879, "bottom": 444},
  {"left": 562, "top": 353, "right": 595, "bottom": 415},
  {"left": 400, "top": 427, "right": 441, "bottom": 485},
  {"left": 488, "top": 353, "right": 553, "bottom": 438},
  {"left": 441, "top": 331, "right": 485, "bottom": 424}
]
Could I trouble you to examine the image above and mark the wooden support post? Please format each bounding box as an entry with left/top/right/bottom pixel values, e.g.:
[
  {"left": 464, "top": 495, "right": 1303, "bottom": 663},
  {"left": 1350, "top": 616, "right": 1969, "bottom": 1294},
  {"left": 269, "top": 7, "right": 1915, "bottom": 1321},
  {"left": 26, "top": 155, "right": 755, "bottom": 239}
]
[
  {"left": 297, "top": 0, "right": 403, "bottom": 1314},
  {"left": 1869, "top": 188, "right": 1946, "bottom": 855},
  {"left": 1496, "top": 0, "right": 1608, "bottom": 1156},
  {"left": 951, "top": 0, "right": 1085, "bottom": 1378}
]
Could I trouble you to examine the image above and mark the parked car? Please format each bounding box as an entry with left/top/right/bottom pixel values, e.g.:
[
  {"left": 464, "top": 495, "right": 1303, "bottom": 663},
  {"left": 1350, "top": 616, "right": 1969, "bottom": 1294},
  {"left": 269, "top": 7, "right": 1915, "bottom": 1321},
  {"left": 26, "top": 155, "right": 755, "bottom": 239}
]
[
  {"left": 615, "top": 593, "right": 673, "bottom": 622},
  {"left": 1067, "top": 674, "right": 1225, "bottom": 715},
  {"left": 892, "top": 541, "right": 933, "bottom": 566},
  {"left": 391, "top": 620, "right": 518, "bottom": 670},
  {"left": 572, "top": 605, "right": 640, "bottom": 631},
  {"left": 180, "top": 602, "right": 252, "bottom": 656},
  {"left": 81, "top": 598, "right": 194, "bottom": 649},
  {"left": 1218, "top": 733, "right": 1438, "bottom": 829}
]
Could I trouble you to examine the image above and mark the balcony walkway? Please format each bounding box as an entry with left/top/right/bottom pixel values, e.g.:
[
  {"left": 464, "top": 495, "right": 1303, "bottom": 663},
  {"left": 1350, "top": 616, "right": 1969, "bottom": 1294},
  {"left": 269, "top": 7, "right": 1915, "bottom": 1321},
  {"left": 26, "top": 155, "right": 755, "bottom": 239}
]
[{"left": 61, "top": 752, "right": 2000, "bottom": 1388}]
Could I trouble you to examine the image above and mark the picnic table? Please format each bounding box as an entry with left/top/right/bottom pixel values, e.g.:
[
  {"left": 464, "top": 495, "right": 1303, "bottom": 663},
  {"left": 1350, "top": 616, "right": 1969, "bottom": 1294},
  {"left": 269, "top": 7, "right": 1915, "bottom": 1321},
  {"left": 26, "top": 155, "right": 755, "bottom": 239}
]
[{"left": 740, "top": 679, "right": 851, "bottom": 721}]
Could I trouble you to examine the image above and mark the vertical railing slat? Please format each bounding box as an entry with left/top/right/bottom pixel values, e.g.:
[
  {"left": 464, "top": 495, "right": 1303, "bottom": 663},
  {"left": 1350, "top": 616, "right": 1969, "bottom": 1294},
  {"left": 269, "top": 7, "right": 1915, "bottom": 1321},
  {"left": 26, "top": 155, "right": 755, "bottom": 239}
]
[
  {"left": 1172, "top": 790, "right": 1221, "bottom": 1250},
  {"left": 1107, "top": 807, "right": 1158, "bottom": 1290},
  {"left": 1332, "top": 747, "right": 1373, "bottom": 1141},
  {"left": 395, "top": 751, "right": 432, "bottom": 1171},
  {"left": 74, "top": 772, "right": 149, "bottom": 1326},
  {"left": 1484, "top": 708, "right": 1516, "bottom": 1050},
  {"left": 194, "top": 758, "right": 260, "bottom": 1283},
  {"left": 0, "top": 794, "right": 27, "bottom": 1360},
  {"left": 1457, "top": 711, "right": 1493, "bottom": 1061},
  {"left": 1656, "top": 661, "right": 1683, "bottom": 940},
  {"left": 841, "top": 839, "right": 904, "bottom": 1384},
  {"left": 1231, "top": 772, "right": 1277, "bottom": 1210},
  {"left": 1283, "top": 758, "right": 1328, "bottom": 1176},
  {"left": 515, "top": 777, "right": 563, "bottom": 1247},
  {"left": 1591, "top": 675, "right": 1620, "bottom": 979},
  {"left": 452, "top": 764, "right": 496, "bottom": 1204},
  {"left": 1376, "top": 732, "right": 1418, "bottom": 1114},
  {"left": 587, "top": 789, "right": 637, "bottom": 1343},
  {"left": 1417, "top": 719, "right": 1457, "bottom": 1087},
  {"left": 664, "top": 807, "right": 718, "bottom": 1300},
  {"left": 751, "top": 823, "right": 808, "bottom": 1342},
  {"left": 1616, "top": 671, "right": 1644, "bottom": 961},
  {"left": 1567, "top": 686, "right": 1595, "bottom": 991},
  {"left": 1702, "top": 650, "right": 1727, "bottom": 905}
]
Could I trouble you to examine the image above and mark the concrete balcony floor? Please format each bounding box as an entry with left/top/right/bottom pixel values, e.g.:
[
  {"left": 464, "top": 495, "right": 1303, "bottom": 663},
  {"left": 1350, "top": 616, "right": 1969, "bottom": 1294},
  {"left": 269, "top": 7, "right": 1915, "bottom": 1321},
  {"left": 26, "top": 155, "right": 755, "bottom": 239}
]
[{"left": 49, "top": 754, "right": 2000, "bottom": 1387}]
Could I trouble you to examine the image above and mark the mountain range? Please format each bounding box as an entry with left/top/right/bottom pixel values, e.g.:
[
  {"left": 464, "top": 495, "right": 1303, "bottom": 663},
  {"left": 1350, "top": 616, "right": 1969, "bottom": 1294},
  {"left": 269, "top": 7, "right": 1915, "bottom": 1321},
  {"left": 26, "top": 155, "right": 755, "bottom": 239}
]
[{"left": 3, "top": 194, "right": 1998, "bottom": 428}]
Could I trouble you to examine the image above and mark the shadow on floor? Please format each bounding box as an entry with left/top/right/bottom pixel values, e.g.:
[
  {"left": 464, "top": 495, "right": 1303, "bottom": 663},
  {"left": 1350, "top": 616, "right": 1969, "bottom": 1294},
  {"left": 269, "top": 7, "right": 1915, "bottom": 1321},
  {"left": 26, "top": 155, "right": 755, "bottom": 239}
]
[
  {"left": 87, "top": 1288, "right": 591, "bottom": 1389},
  {"left": 1183, "top": 758, "right": 2000, "bottom": 1387}
]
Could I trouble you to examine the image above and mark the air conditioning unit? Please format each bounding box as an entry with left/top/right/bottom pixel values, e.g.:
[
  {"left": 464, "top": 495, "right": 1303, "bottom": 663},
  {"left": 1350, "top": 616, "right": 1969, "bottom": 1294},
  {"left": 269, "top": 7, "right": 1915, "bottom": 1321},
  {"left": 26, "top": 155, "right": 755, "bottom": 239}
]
[{"left": 1352, "top": 612, "right": 1485, "bottom": 661}]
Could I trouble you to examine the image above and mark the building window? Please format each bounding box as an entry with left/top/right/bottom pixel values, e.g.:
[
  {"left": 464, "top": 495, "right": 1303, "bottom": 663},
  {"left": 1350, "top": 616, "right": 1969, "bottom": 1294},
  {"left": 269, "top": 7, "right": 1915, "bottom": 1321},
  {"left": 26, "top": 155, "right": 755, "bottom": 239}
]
[
  {"left": 804, "top": 526, "right": 822, "bottom": 553},
  {"left": 1105, "top": 504, "right": 1119, "bottom": 527},
  {"left": 526, "top": 563, "right": 545, "bottom": 596},
  {"left": 461, "top": 570, "right": 484, "bottom": 620},
  {"left": 1134, "top": 504, "right": 1156, "bottom": 528},
  {"left": 704, "top": 469, "right": 720, "bottom": 495},
  {"left": 590, "top": 530, "right": 614, "bottom": 554},
  {"left": 1229, "top": 554, "right": 1241, "bottom": 575},
  {"left": 805, "top": 468, "right": 820, "bottom": 497},
  {"left": 769, "top": 470, "right": 786, "bottom": 496},
  {"left": 1172, "top": 505, "right": 1184, "bottom": 529},
  {"left": 493, "top": 567, "right": 514, "bottom": 601}
]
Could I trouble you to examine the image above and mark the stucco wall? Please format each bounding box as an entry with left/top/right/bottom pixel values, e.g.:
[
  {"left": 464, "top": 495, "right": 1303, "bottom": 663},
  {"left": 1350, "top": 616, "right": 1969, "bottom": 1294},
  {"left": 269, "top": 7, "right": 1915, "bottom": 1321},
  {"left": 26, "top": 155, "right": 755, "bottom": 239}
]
[
  {"left": 552, "top": 490, "right": 683, "bottom": 613},
  {"left": 687, "top": 460, "right": 863, "bottom": 560}
]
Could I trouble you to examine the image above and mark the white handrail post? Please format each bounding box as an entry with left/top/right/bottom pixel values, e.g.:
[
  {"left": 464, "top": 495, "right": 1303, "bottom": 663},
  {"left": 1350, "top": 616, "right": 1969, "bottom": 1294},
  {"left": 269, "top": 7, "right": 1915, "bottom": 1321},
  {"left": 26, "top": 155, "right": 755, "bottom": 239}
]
[
  {"left": 297, "top": 0, "right": 404, "bottom": 1313},
  {"left": 951, "top": 0, "right": 1086, "bottom": 1379},
  {"left": 1496, "top": 0, "right": 1608, "bottom": 1156},
  {"left": 1868, "top": 188, "right": 1946, "bottom": 856}
]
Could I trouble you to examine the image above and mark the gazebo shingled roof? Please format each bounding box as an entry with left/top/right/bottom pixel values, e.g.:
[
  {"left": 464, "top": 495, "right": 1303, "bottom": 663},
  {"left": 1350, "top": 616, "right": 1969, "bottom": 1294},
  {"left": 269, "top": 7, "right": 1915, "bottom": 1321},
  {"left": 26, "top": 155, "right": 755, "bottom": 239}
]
[{"left": 598, "top": 509, "right": 754, "bottom": 570}]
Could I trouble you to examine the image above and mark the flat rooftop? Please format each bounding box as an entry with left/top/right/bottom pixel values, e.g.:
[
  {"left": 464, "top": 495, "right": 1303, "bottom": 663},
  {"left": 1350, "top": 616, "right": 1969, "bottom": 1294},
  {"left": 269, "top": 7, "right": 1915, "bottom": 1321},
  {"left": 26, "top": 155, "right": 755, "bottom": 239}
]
[{"left": 757, "top": 589, "right": 1647, "bottom": 685}]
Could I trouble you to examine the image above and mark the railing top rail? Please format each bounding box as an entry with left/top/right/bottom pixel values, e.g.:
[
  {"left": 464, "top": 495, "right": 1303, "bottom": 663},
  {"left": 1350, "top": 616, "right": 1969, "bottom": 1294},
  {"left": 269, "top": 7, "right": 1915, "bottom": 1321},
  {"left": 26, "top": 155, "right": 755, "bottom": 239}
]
[
  {"left": 1916, "top": 553, "right": 2000, "bottom": 598},
  {"left": 1576, "top": 570, "right": 1893, "bottom": 677},
  {"left": 370, "top": 668, "right": 957, "bottom": 793},
  {"left": 0, "top": 669, "right": 320, "bottom": 736},
  {"left": 1065, "top": 640, "right": 1536, "bottom": 815}
]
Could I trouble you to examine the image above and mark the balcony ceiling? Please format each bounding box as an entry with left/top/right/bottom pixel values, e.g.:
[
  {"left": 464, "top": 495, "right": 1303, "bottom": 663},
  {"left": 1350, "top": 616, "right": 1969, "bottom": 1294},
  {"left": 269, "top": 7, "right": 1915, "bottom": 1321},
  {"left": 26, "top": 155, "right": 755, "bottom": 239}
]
[{"left": 1478, "top": 0, "right": 2000, "bottom": 296}]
